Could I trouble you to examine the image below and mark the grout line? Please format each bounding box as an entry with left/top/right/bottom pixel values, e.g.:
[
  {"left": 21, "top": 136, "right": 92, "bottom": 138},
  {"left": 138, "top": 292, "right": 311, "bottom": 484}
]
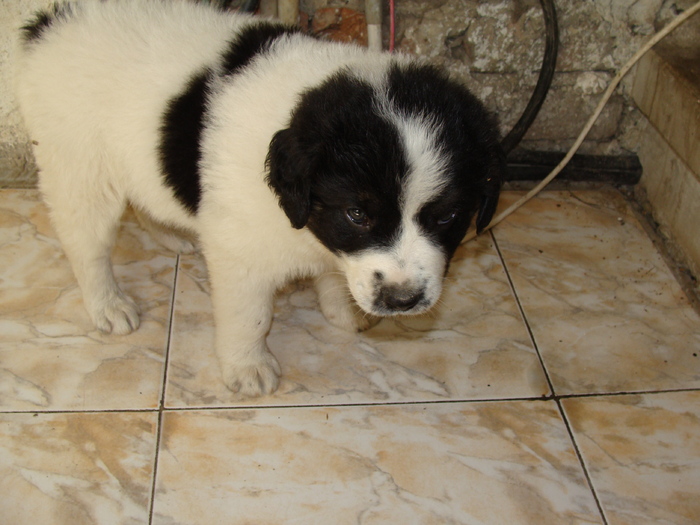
[
  {"left": 148, "top": 252, "right": 181, "bottom": 524},
  {"left": 158, "top": 253, "right": 180, "bottom": 410},
  {"left": 152, "top": 396, "right": 555, "bottom": 412},
  {"left": 555, "top": 399, "right": 609, "bottom": 525},
  {"left": 490, "top": 229, "right": 610, "bottom": 524},
  {"left": 148, "top": 410, "right": 165, "bottom": 525},
  {"left": 0, "top": 408, "right": 161, "bottom": 415},
  {"left": 4, "top": 386, "right": 700, "bottom": 416},
  {"left": 489, "top": 230, "right": 557, "bottom": 396}
]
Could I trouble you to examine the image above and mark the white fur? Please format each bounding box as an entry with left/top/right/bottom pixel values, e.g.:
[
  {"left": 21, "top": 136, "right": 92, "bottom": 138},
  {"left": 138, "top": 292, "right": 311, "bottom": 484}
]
[{"left": 16, "top": 0, "right": 454, "bottom": 397}]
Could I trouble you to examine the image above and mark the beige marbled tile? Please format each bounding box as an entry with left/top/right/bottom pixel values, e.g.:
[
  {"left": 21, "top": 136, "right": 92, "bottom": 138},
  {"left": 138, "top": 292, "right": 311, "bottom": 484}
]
[
  {"left": 493, "top": 189, "right": 700, "bottom": 395},
  {"left": 0, "top": 411, "right": 157, "bottom": 525},
  {"left": 562, "top": 391, "right": 700, "bottom": 525},
  {"left": 0, "top": 190, "right": 176, "bottom": 410},
  {"left": 153, "top": 401, "right": 602, "bottom": 524},
  {"left": 165, "top": 233, "right": 549, "bottom": 407}
]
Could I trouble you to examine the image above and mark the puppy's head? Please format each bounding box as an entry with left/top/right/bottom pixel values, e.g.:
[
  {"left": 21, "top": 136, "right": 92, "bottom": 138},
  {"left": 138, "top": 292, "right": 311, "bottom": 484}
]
[{"left": 267, "top": 63, "right": 504, "bottom": 317}]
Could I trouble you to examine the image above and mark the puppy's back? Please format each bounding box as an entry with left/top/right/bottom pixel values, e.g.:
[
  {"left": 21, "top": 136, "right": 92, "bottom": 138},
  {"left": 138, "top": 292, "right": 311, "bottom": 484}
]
[{"left": 16, "top": 1, "right": 246, "bottom": 138}]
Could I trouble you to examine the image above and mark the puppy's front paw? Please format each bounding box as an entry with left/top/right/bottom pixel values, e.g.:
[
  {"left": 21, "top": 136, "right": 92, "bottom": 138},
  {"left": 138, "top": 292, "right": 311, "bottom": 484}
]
[
  {"left": 321, "top": 300, "right": 380, "bottom": 333},
  {"left": 222, "top": 351, "right": 281, "bottom": 397},
  {"left": 315, "top": 272, "right": 380, "bottom": 332},
  {"left": 90, "top": 293, "right": 141, "bottom": 335},
  {"left": 352, "top": 310, "right": 381, "bottom": 332}
]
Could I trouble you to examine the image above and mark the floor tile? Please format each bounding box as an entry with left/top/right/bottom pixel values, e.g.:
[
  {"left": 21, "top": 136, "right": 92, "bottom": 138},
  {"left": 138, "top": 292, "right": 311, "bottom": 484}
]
[
  {"left": 0, "top": 190, "right": 175, "bottom": 410},
  {"left": 0, "top": 411, "right": 158, "bottom": 525},
  {"left": 562, "top": 391, "right": 700, "bottom": 525},
  {"left": 165, "top": 234, "right": 549, "bottom": 407},
  {"left": 153, "top": 401, "right": 601, "bottom": 524},
  {"left": 3, "top": 184, "right": 699, "bottom": 525},
  {"left": 493, "top": 189, "right": 700, "bottom": 395}
]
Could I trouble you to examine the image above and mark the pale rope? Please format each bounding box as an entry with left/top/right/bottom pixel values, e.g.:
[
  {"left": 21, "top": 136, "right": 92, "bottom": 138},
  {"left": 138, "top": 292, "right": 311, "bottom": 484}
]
[{"left": 462, "top": 0, "right": 700, "bottom": 244}]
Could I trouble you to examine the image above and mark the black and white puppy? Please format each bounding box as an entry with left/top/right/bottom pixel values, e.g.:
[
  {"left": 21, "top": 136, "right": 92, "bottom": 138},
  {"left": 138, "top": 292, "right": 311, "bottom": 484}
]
[{"left": 16, "top": 0, "right": 504, "bottom": 397}]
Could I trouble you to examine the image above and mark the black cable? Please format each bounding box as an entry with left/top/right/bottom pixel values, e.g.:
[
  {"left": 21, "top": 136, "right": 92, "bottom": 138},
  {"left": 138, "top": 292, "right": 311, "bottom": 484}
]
[
  {"left": 213, "top": 0, "right": 258, "bottom": 13},
  {"left": 500, "top": 0, "right": 559, "bottom": 155},
  {"left": 239, "top": 0, "right": 260, "bottom": 13}
]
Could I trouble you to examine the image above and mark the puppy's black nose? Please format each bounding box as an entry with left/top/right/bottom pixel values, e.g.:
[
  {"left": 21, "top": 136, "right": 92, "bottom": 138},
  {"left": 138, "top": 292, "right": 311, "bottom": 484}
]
[{"left": 380, "top": 288, "right": 424, "bottom": 312}]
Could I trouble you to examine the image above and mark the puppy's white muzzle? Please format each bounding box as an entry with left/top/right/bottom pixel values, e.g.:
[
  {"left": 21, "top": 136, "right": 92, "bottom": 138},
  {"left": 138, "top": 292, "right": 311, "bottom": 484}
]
[{"left": 341, "top": 240, "right": 446, "bottom": 317}]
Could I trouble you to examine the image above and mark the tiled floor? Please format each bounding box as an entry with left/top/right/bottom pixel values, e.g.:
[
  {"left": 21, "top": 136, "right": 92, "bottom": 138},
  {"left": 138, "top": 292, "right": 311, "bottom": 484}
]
[{"left": 1, "top": 187, "right": 699, "bottom": 524}]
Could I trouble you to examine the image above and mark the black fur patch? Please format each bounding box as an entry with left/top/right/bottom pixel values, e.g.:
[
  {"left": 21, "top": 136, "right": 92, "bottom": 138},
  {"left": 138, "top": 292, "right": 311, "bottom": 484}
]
[
  {"left": 267, "top": 65, "right": 504, "bottom": 259},
  {"left": 158, "top": 70, "right": 211, "bottom": 214},
  {"left": 267, "top": 72, "right": 407, "bottom": 254},
  {"left": 222, "top": 22, "right": 302, "bottom": 76},
  {"left": 21, "top": 3, "right": 74, "bottom": 43},
  {"left": 387, "top": 63, "right": 505, "bottom": 243}
]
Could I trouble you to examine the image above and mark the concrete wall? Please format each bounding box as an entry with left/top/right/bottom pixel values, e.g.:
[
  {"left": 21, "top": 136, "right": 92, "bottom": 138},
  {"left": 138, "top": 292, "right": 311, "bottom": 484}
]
[
  {"left": 0, "top": 0, "right": 672, "bottom": 187},
  {"left": 0, "top": 0, "right": 696, "bottom": 185},
  {"left": 388, "top": 0, "right": 651, "bottom": 154},
  {"left": 0, "top": 0, "right": 56, "bottom": 187}
]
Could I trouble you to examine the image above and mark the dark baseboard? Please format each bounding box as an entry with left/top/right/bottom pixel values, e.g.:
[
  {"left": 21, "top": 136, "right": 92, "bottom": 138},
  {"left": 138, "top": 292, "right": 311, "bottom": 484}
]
[{"left": 506, "top": 149, "right": 642, "bottom": 185}]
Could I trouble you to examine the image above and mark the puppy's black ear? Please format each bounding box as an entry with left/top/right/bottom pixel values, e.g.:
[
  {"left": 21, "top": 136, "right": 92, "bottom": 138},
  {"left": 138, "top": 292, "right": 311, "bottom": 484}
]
[
  {"left": 266, "top": 128, "right": 313, "bottom": 229},
  {"left": 475, "top": 146, "right": 506, "bottom": 234}
]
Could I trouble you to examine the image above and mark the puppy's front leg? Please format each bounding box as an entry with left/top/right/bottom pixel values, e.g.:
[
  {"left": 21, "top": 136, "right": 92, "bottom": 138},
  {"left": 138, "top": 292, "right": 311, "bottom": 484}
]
[
  {"left": 208, "top": 262, "right": 281, "bottom": 397},
  {"left": 315, "top": 272, "right": 380, "bottom": 332}
]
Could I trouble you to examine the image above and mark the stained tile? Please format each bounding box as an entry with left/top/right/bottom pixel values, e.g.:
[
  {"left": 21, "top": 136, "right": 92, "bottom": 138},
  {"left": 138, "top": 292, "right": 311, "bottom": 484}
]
[
  {"left": 3, "top": 184, "right": 699, "bottom": 524},
  {"left": 153, "top": 401, "right": 601, "bottom": 524},
  {"left": 493, "top": 189, "right": 700, "bottom": 395},
  {"left": 0, "top": 411, "right": 157, "bottom": 525},
  {"left": 165, "top": 234, "right": 549, "bottom": 407},
  {"left": 562, "top": 391, "right": 700, "bottom": 525},
  {"left": 0, "top": 190, "right": 175, "bottom": 410}
]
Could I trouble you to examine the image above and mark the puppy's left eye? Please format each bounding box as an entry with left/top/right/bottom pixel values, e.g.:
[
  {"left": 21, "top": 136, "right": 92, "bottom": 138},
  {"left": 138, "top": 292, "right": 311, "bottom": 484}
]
[
  {"left": 436, "top": 210, "right": 457, "bottom": 226},
  {"left": 346, "top": 208, "right": 370, "bottom": 228}
]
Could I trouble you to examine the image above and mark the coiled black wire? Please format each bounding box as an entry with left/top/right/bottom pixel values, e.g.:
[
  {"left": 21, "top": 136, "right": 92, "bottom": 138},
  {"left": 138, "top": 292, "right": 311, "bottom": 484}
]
[
  {"left": 239, "top": 0, "right": 260, "bottom": 13},
  {"left": 500, "top": 0, "right": 559, "bottom": 154}
]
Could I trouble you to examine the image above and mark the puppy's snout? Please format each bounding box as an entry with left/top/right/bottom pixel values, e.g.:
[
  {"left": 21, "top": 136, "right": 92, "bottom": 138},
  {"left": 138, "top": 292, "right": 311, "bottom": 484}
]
[{"left": 378, "top": 285, "right": 425, "bottom": 312}]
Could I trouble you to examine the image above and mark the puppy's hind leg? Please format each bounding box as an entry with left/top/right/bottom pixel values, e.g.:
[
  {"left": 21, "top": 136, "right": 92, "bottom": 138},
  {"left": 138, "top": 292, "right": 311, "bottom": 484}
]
[{"left": 40, "top": 162, "right": 140, "bottom": 335}]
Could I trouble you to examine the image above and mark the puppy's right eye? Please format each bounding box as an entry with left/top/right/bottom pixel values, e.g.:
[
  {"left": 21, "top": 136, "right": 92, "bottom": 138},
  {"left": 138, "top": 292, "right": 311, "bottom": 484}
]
[
  {"left": 346, "top": 208, "right": 369, "bottom": 228},
  {"left": 436, "top": 210, "right": 457, "bottom": 226}
]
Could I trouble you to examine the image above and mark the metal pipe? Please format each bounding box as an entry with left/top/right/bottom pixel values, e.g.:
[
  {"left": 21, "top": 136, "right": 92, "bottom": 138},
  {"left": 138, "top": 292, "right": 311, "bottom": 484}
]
[{"left": 366, "top": 0, "right": 382, "bottom": 51}]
